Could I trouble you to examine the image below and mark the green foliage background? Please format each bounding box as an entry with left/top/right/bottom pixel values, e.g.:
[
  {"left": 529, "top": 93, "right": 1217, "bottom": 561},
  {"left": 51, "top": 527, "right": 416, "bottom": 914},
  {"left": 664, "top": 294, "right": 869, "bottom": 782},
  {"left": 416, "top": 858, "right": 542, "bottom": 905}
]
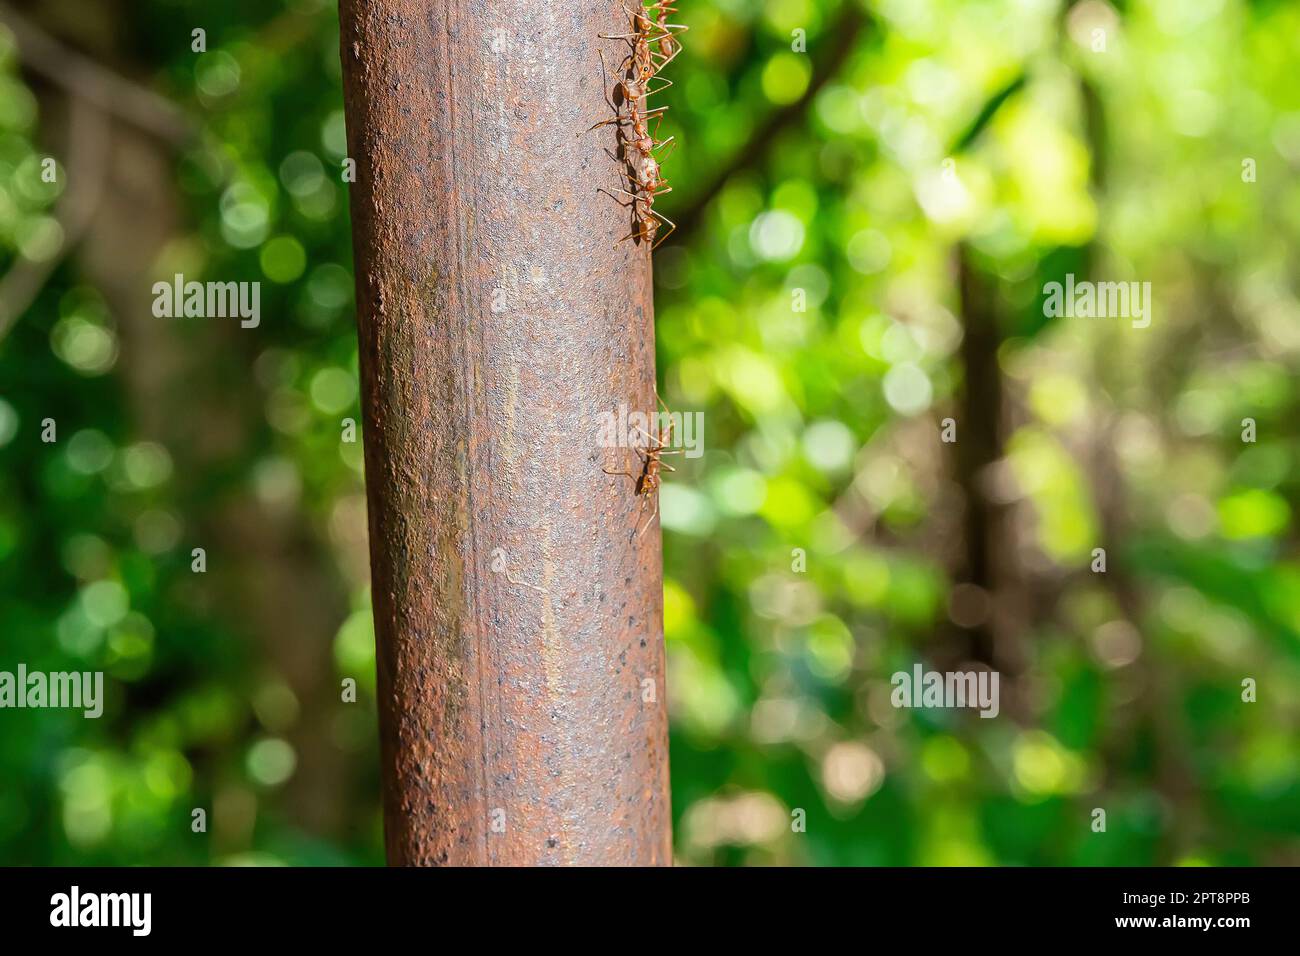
[{"left": 0, "top": 0, "right": 1297, "bottom": 865}]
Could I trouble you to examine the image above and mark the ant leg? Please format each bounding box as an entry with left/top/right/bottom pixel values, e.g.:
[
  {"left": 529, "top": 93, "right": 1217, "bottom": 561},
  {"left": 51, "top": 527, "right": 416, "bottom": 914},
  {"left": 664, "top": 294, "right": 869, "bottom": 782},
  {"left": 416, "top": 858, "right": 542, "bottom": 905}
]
[
  {"left": 638, "top": 493, "right": 661, "bottom": 538},
  {"left": 600, "top": 192, "right": 650, "bottom": 224},
  {"left": 640, "top": 83, "right": 673, "bottom": 102},
  {"left": 598, "top": 186, "right": 638, "bottom": 207},
  {"left": 650, "top": 210, "right": 677, "bottom": 250},
  {"left": 646, "top": 111, "right": 673, "bottom": 146},
  {"left": 603, "top": 442, "right": 649, "bottom": 477},
  {"left": 588, "top": 115, "right": 633, "bottom": 132},
  {"left": 604, "top": 185, "right": 656, "bottom": 208},
  {"left": 628, "top": 423, "right": 661, "bottom": 448},
  {"left": 632, "top": 496, "right": 650, "bottom": 538},
  {"left": 654, "top": 391, "right": 676, "bottom": 444},
  {"left": 597, "top": 50, "right": 619, "bottom": 113},
  {"left": 644, "top": 24, "right": 688, "bottom": 51}
]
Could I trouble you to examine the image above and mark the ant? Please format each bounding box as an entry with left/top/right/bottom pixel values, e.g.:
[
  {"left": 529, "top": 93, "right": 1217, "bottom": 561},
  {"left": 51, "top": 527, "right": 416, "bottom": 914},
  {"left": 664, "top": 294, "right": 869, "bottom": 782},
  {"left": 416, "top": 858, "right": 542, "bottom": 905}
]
[
  {"left": 603, "top": 392, "right": 684, "bottom": 537},
  {"left": 649, "top": 1, "right": 683, "bottom": 64},
  {"left": 589, "top": 50, "right": 675, "bottom": 153},
  {"left": 590, "top": 53, "right": 678, "bottom": 247},
  {"left": 597, "top": 173, "right": 676, "bottom": 248},
  {"left": 590, "top": 4, "right": 687, "bottom": 247},
  {"left": 601, "top": 3, "right": 686, "bottom": 78}
]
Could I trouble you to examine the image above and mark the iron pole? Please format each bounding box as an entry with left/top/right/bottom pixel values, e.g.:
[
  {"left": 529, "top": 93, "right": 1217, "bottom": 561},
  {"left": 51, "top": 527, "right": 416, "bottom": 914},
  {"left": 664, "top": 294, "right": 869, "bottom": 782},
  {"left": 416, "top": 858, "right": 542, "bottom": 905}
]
[{"left": 338, "top": 0, "right": 671, "bottom": 865}]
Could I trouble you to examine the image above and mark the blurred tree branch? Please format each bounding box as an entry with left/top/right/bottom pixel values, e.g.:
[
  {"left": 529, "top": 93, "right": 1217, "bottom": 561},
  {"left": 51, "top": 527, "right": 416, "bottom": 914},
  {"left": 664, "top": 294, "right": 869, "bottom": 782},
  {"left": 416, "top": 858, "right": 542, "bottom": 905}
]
[
  {"left": 0, "top": 0, "right": 319, "bottom": 340},
  {"left": 948, "top": 73, "right": 1026, "bottom": 155},
  {"left": 0, "top": 0, "right": 196, "bottom": 145},
  {"left": 0, "top": 0, "right": 188, "bottom": 341}
]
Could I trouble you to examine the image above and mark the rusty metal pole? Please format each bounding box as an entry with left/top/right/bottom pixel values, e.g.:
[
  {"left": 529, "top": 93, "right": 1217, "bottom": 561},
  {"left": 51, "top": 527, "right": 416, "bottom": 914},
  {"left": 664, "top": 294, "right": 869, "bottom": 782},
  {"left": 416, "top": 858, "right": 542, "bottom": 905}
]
[{"left": 337, "top": 0, "right": 671, "bottom": 865}]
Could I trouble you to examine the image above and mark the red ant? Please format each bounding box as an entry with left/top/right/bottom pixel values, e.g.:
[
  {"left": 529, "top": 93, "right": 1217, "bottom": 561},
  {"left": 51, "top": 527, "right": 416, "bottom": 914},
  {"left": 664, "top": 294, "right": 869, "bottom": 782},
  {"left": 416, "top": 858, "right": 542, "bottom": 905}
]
[
  {"left": 649, "top": 1, "right": 683, "bottom": 63},
  {"left": 601, "top": 2, "right": 686, "bottom": 78},
  {"left": 590, "top": 4, "right": 686, "bottom": 247},
  {"left": 597, "top": 163, "right": 676, "bottom": 248},
  {"left": 591, "top": 58, "right": 677, "bottom": 246},
  {"left": 589, "top": 50, "right": 675, "bottom": 158},
  {"left": 603, "top": 392, "right": 684, "bottom": 537}
]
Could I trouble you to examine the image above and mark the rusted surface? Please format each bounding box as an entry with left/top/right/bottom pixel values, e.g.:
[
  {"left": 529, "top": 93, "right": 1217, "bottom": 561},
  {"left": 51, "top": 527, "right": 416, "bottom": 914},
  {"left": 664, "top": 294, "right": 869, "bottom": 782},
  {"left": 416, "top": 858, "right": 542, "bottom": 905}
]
[{"left": 337, "top": 0, "right": 671, "bottom": 865}]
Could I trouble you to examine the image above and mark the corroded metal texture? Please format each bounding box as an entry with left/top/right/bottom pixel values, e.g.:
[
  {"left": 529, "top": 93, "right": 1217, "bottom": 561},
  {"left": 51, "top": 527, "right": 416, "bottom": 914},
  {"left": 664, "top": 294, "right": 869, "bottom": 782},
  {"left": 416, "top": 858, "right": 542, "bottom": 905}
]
[{"left": 337, "top": 0, "right": 671, "bottom": 865}]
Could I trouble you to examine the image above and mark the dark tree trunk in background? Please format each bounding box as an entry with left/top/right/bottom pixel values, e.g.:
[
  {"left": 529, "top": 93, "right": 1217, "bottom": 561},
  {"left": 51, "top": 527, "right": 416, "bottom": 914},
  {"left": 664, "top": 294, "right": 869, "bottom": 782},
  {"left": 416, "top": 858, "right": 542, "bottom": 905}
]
[
  {"left": 337, "top": 0, "right": 672, "bottom": 865},
  {"left": 953, "top": 243, "right": 1007, "bottom": 668}
]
